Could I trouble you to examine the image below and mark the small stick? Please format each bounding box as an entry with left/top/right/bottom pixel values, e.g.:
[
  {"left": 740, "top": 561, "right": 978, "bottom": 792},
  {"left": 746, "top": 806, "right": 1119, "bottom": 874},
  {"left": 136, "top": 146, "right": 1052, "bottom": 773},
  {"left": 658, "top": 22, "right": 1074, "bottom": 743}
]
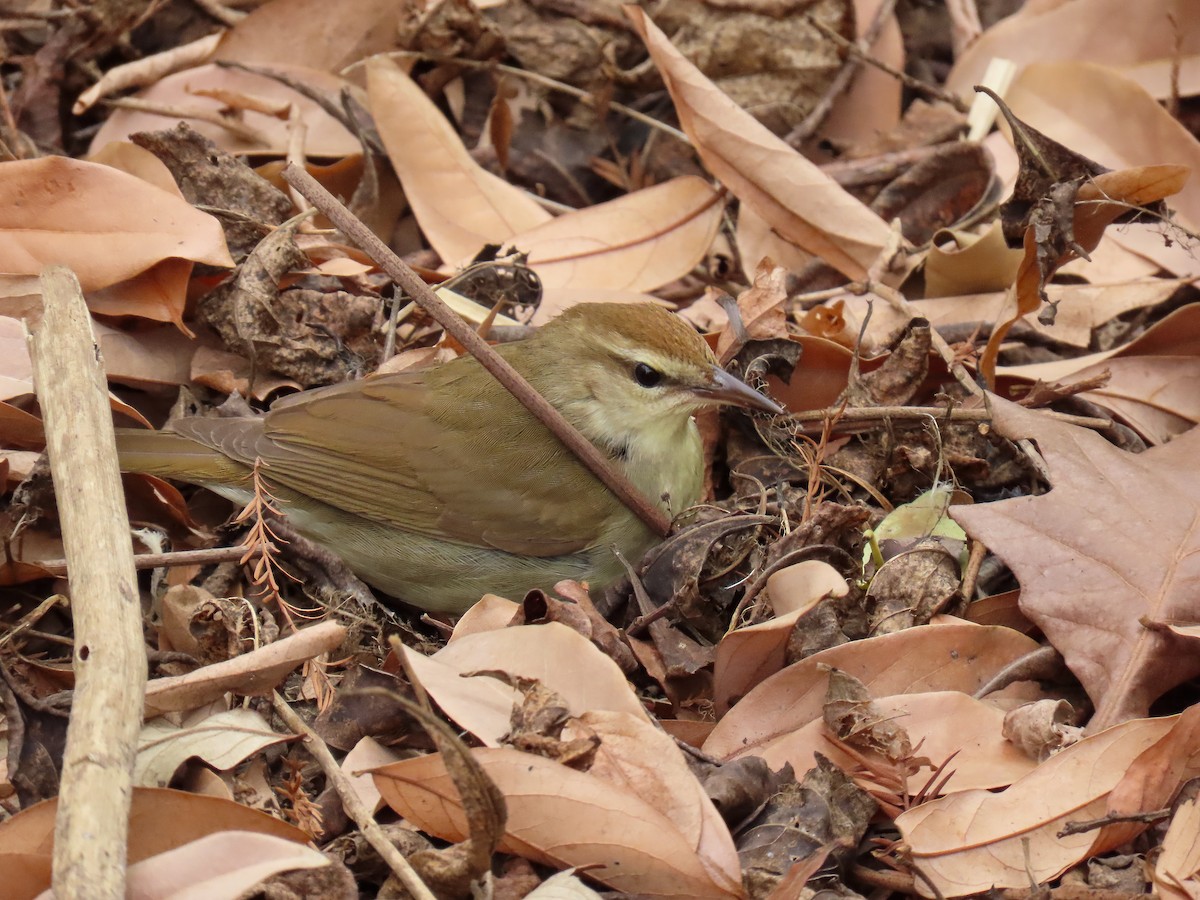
[
  {"left": 281, "top": 164, "right": 672, "bottom": 537},
  {"left": 31, "top": 544, "right": 271, "bottom": 577},
  {"left": 783, "top": 405, "right": 1109, "bottom": 430},
  {"left": 271, "top": 693, "right": 437, "bottom": 900}
]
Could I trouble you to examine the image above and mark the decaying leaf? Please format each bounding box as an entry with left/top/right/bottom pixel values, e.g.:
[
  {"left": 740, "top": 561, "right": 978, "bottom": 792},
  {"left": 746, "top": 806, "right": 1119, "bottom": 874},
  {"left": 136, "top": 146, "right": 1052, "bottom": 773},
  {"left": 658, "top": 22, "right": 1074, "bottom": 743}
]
[{"left": 952, "top": 399, "right": 1200, "bottom": 731}]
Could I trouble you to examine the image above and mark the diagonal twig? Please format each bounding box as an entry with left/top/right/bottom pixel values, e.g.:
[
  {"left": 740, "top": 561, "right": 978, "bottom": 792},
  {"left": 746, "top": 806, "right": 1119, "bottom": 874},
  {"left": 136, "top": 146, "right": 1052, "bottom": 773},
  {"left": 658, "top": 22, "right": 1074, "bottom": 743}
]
[{"left": 280, "top": 164, "right": 671, "bottom": 537}]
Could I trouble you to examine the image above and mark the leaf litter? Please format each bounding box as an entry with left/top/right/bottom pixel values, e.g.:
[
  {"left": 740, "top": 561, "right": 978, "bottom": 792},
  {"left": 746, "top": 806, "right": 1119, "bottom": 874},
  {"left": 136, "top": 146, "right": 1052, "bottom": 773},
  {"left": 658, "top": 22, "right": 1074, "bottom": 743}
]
[{"left": 4, "top": 1, "right": 1200, "bottom": 898}]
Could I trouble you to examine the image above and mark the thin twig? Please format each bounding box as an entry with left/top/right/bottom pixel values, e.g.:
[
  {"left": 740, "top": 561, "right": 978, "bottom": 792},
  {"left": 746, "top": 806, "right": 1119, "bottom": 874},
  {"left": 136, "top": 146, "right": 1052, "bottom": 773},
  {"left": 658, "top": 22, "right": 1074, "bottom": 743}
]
[
  {"left": 271, "top": 692, "right": 437, "bottom": 900},
  {"left": 32, "top": 544, "right": 273, "bottom": 577},
  {"left": 784, "top": 405, "right": 1109, "bottom": 431},
  {"left": 788, "top": 0, "right": 905, "bottom": 146},
  {"left": 281, "top": 164, "right": 672, "bottom": 537},
  {"left": 101, "top": 96, "right": 270, "bottom": 145}
]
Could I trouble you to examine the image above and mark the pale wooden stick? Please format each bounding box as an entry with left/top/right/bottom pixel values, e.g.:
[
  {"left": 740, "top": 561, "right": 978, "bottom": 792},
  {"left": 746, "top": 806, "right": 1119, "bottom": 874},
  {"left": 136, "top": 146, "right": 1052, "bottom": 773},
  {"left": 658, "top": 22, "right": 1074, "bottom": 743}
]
[{"left": 31, "top": 266, "right": 148, "bottom": 899}]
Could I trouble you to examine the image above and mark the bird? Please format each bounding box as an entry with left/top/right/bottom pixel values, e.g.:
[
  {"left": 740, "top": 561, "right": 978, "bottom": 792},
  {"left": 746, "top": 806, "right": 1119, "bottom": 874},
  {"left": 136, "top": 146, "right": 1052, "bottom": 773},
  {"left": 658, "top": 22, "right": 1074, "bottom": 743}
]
[{"left": 115, "top": 302, "right": 784, "bottom": 612}]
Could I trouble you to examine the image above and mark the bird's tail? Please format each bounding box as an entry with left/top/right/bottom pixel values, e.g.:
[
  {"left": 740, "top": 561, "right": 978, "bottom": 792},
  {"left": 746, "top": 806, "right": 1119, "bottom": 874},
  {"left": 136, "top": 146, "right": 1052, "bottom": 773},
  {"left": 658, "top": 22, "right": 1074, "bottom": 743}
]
[{"left": 114, "top": 429, "right": 250, "bottom": 484}]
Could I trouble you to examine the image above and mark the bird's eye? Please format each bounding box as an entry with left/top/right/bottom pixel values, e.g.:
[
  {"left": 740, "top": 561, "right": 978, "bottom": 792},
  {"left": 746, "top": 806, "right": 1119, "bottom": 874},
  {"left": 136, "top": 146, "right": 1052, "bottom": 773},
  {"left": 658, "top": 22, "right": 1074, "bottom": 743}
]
[{"left": 633, "top": 362, "right": 662, "bottom": 388}]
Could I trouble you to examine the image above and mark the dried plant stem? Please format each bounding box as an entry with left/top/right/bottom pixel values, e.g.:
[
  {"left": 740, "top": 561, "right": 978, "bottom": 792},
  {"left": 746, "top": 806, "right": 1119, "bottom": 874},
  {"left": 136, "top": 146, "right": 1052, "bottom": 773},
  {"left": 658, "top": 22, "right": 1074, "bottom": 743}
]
[
  {"left": 102, "top": 96, "right": 270, "bottom": 145},
  {"left": 786, "top": 405, "right": 1109, "bottom": 431},
  {"left": 271, "top": 693, "right": 437, "bottom": 900},
  {"left": 32, "top": 267, "right": 148, "bottom": 899},
  {"left": 282, "top": 163, "right": 672, "bottom": 537},
  {"left": 31, "top": 544, "right": 268, "bottom": 577}
]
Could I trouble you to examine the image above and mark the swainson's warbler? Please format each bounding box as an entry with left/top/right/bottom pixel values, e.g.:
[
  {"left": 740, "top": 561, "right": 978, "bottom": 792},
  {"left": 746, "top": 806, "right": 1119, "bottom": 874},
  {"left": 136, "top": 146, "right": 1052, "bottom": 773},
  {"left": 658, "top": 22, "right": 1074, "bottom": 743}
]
[{"left": 116, "top": 303, "right": 783, "bottom": 612}]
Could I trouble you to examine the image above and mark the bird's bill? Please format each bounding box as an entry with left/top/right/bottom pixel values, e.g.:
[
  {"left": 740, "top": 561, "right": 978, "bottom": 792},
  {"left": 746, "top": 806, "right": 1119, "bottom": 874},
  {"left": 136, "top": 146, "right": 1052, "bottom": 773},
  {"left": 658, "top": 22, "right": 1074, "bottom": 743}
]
[{"left": 696, "top": 367, "right": 786, "bottom": 415}]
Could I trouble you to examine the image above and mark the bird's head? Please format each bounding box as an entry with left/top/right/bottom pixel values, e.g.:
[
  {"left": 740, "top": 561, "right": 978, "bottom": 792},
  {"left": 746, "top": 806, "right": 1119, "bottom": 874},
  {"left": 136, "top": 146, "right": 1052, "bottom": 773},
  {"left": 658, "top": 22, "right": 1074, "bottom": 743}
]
[{"left": 529, "top": 303, "right": 784, "bottom": 444}]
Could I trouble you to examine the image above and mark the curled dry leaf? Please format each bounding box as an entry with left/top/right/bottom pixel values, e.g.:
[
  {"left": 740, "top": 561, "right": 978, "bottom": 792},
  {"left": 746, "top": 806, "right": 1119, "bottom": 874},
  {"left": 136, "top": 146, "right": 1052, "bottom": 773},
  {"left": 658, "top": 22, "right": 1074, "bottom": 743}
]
[
  {"left": 951, "top": 399, "right": 1200, "bottom": 731},
  {"left": 713, "top": 560, "right": 849, "bottom": 714},
  {"left": 1001, "top": 699, "right": 1082, "bottom": 762},
  {"left": 0, "top": 786, "right": 313, "bottom": 900},
  {"left": 95, "top": 829, "right": 330, "bottom": 900},
  {"left": 999, "top": 303, "right": 1200, "bottom": 444},
  {"left": 1155, "top": 792, "right": 1200, "bottom": 900},
  {"left": 705, "top": 622, "right": 1041, "bottom": 761},
  {"left": 366, "top": 56, "right": 551, "bottom": 264},
  {"left": 143, "top": 621, "right": 347, "bottom": 717},
  {"left": 625, "top": 7, "right": 890, "bottom": 281},
  {"left": 90, "top": 64, "right": 361, "bottom": 158},
  {"left": 401, "top": 623, "right": 652, "bottom": 746},
  {"left": 760, "top": 691, "right": 1037, "bottom": 794},
  {"left": 979, "top": 163, "right": 1188, "bottom": 385},
  {"left": 135, "top": 707, "right": 290, "bottom": 788},
  {"left": 0, "top": 157, "right": 233, "bottom": 326},
  {"left": 1002, "top": 61, "right": 1200, "bottom": 229},
  {"left": 373, "top": 747, "right": 743, "bottom": 898},
  {"left": 897, "top": 716, "right": 1178, "bottom": 897}
]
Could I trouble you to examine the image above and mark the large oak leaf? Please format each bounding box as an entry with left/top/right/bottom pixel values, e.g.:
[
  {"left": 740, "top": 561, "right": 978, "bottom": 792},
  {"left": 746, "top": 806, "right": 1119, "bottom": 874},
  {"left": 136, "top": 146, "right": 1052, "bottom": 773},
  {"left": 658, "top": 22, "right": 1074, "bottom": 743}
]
[{"left": 952, "top": 399, "right": 1200, "bottom": 731}]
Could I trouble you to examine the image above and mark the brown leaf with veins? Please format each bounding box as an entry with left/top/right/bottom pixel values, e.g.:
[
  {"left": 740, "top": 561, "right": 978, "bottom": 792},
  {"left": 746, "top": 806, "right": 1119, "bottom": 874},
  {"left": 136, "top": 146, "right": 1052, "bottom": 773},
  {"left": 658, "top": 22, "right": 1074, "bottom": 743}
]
[{"left": 951, "top": 398, "right": 1200, "bottom": 732}]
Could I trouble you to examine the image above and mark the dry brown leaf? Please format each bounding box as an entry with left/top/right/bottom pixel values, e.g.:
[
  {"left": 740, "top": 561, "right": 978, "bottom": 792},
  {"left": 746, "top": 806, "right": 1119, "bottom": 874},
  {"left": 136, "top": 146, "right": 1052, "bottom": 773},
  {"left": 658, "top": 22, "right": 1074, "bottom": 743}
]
[
  {"left": 0, "top": 157, "right": 233, "bottom": 325},
  {"left": 90, "top": 64, "right": 360, "bottom": 158},
  {"left": 341, "top": 736, "right": 402, "bottom": 816},
  {"left": 897, "top": 715, "right": 1177, "bottom": 897},
  {"left": 400, "top": 645, "right": 522, "bottom": 747},
  {"left": 0, "top": 316, "right": 152, "bottom": 451},
  {"left": 947, "top": 0, "right": 1200, "bottom": 102},
  {"left": 143, "top": 621, "right": 346, "bottom": 717},
  {"left": 136, "top": 707, "right": 289, "bottom": 788},
  {"left": 979, "top": 164, "right": 1188, "bottom": 385},
  {"left": 713, "top": 561, "right": 848, "bottom": 714},
  {"left": 1002, "top": 61, "right": 1200, "bottom": 229},
  {"left": 213, "top": 0, "right": 403, "bottom": 72},
  {"left": 1002, "top": 699, "right": 1082, "bottom": 761},
  {"left": 403, "top": 623, "right": 653, "bottom": 746},
  {"left": 765, "top": 333, "right": 883, "bottom": 413},
  {"left": 104, "top": 830, "right": 330, "bottom": 900},
  {"left": 704, "top": 622, "right": 1041, "bottom": 761},
  {"left": 951, "top": 399, "right": 1200, "bottom": 731},
  {"left": 366, "top": 56, "right": 551, "bottom": 264},
  {"left": 508, "top": 176, "right": 723, "bottom": 291},
  {"left": 999, "top": 303, "right": 1200, "bottom": 443},
  {"left": 0, "top": 786, "right": 313, "bottom": 900},
  {"left": 1102, "top": 704, "right": 1200, "bottom": 846},
  {"left": 714, "top": 260, "right": 789, "bottom": 364},
  {"left": 565, "top": 710, "right": 741, "bottom": 891},
  {"left": 373, "top": 747, "right": 744, "bottom": 898},
  {"left": 843, "top": 277, "right": 1187, "bottom": 353},
  {"left": 760, "top": 691, "right": 1037, "bottom": 793},
  {"left": 1156, "top": 792, "right": 1200, "bottom": 900},
  {"left": 96, "top": 321, "right": 196, "bottom": 388},
  {"left": 625, "top": 7, "right": 891, "bottom": 281},
  {"left": 448, "top": 594, "right": 522, "bottom": 642}
]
